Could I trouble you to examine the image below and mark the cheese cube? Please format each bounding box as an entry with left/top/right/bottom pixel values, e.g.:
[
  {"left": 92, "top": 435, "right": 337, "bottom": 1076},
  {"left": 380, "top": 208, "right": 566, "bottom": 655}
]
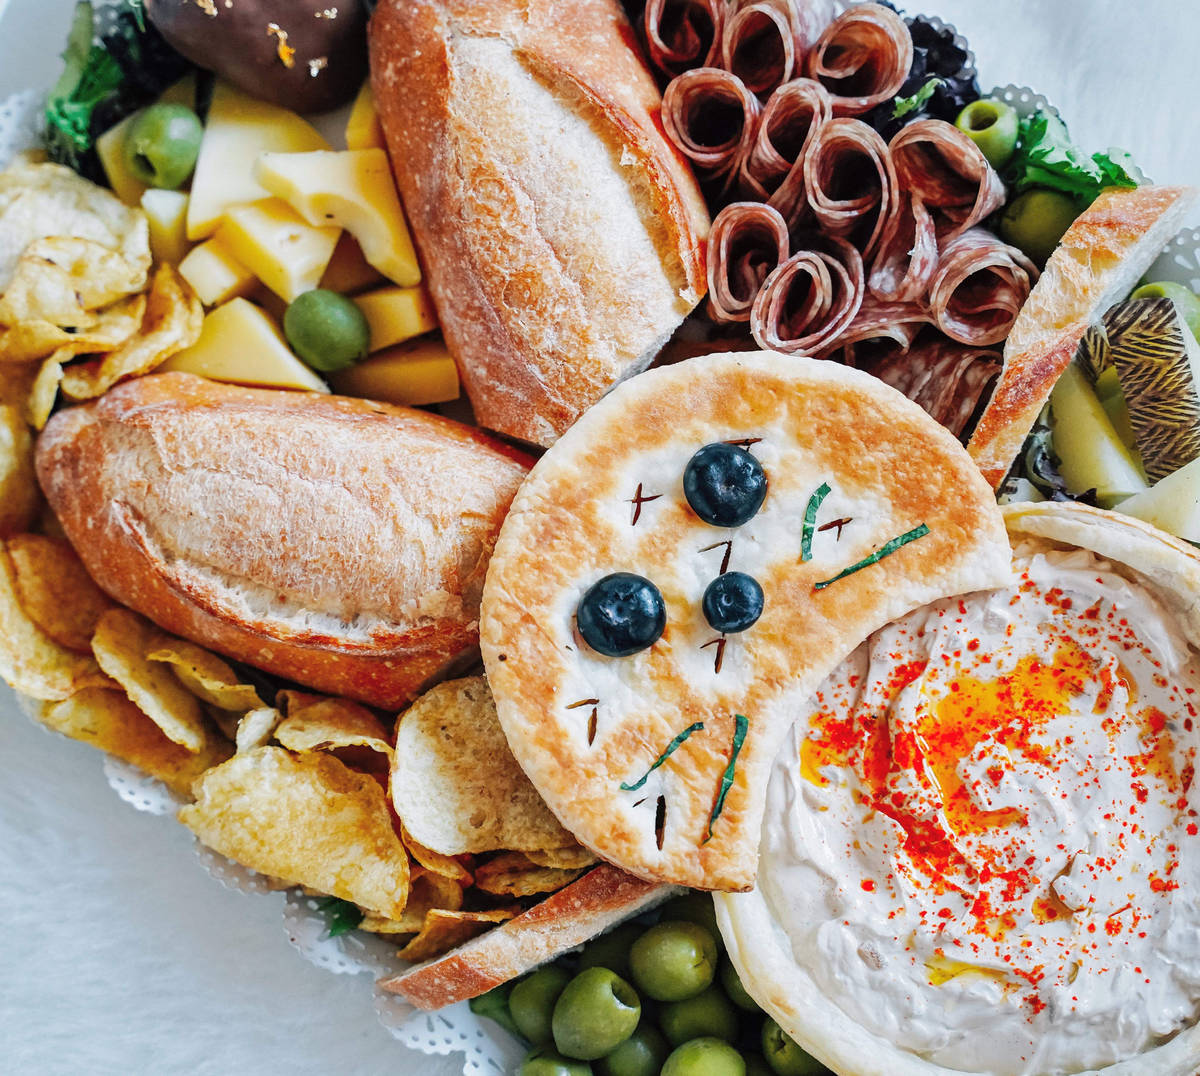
[
  {"left": 255, "top": 149, "right": 420, "bottom": 286},
  {"left": 96, "top": 74, "right": 197, "bottom": 207},
  {"left": 319, "top": 234, "right": 383, "bottom": 295},
  {"left": 345, "top": 82, "right": 385, "bottom": 151},
  {"left": 141, "top": 189, "right": 192, "bottom": 266},
  {"left": 178, "top": 237, "right": 257, "bottom": 307},
  {"left": 1120, "top": 457, "right": 1200, "bottom": 542},
  {"left": 354, "top": 286, "right": 438, "bottom": 352},
  {"left": 216, "top": 199, "right": 340, "bottom": 303},
  {"left": 187, "top": 81, "right": 329, "bottom": 240},
  {"left": 160, "top": 298, "right": 329, "bottom": 392},
  {"left": 330, "top": 337, "right": 459, "bottom": 406}
]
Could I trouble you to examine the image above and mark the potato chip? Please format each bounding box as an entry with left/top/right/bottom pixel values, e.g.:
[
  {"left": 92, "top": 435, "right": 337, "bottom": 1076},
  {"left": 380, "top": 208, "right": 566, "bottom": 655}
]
[
  {"left": 60, "top": 265, "right": 203, "bottom": 401},
  {"left": 39, "top": 687, "right": 232, "bottom": 799},
  {"left": 360, "top": 871, "right": 464, "bottom": 935},
  {"left": 473, "top": 852, "right": 587, "bottom": 898},
  {"left": 0, "top": 255, "right": 95, "bottom": 330},
  {"left": 274, "top": 695, "right": 393, "bottom": 757},
  {"left": 0, "top": 293, "right": 147, "bottom": 366},
  {"left": 0, "top": 543, "right": 109, "bottom": 700},
  {"left": 24, "top": 353, "right": 64, "bottom": 430},
  {"left": 6, "top": 534, "right": 113, "bottom": 652},
  {"left": 0, "top": 400, "right": 37, "bottom": 537},
  {"left": 146, "top": 635, "right": 264, "bottom": 712},
  {"left": 179, "top": 746, "right": 411, "bottom": 919},
  {"left": 91, "top": 607, "right": 209, "bottom": 753},
  {"left": 396, "top": 907, "right": 520, "bottom": 964},
  {"left": 22, "top": 237, "right": 146, "bottom": 310},
  {"left": 400, "top": 824, "right": 473, "bottom": 886},
  {"left": 525, "top": 846, "right": 599, "bottom": 870},
  {"left": 392, "top": 676, "right": 582, "bottom": 856},
  {"left": 236, "top": 706, "right": 284, "bottom": 753}
]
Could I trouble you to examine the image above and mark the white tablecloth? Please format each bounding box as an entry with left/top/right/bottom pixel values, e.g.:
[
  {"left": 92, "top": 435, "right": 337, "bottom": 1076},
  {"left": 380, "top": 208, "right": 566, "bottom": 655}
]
[{"left": 2, "top": 2, "right": 1198, "bottom": 1073}]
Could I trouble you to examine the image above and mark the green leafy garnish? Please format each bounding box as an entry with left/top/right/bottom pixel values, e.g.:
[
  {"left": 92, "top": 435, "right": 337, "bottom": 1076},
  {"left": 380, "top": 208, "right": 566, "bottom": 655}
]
[
  {"left": 1006, "top": 111, "right": 1138, "bottom": 205},
  {"left": 813, "top": 523, "right": 931, "bottom": 591},
  {"left": 800, "top": 481, "right": 831, "bottom": 562},
  {"left": 704, "top": 714, "right": 748, "bottom": 842},
  {"left": 892, "top": 77, "right": 943, "bottom": 120},
  {"left": 315, "top": 896, "right": 364, "bottom": 938},
  {"left": 620, "top": 722, "right": 705, "bottom": 792}
]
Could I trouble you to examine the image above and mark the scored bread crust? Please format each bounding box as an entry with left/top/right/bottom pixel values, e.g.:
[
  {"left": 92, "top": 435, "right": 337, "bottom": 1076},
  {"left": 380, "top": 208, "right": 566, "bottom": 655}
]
[
  {"left": 480, "top": 351, "right": 1013, "bottom": 891},
  {"left": 967, "top": 184, "right": 1198, "bottom": 487},
  {"left": 34, "top": 373, "right": 531, "bottom": 710},
  {"left": 379, "top": 865, "right": 677, "bottom": 1009},
  {"left": 368, "top": 0, "right": 711, "bottom": 447}
]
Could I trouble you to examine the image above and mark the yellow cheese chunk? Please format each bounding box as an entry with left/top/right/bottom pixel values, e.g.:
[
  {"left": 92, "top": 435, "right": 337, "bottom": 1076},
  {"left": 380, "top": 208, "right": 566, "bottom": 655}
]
[
  {"left": 96, "top": 74, "right": 197, "bottom": 207},
  {"left": 187, "top": 81, "right": 329, "bottom": 240},
  {"left": 1120, "top": 457, "right": 1200, "bottom": 542},
  {"left": 319, "top": 234, "right": 383, "bottom": 295},
  {"left": 160, "top": 298, "right": 329, "bottom": 393},
  {"left": 141, "top": 189, "right": 191, "bottom": 266},
  {"left": 255, "top": 149, "right": 420, "bottom": 286},
  {"left": 345, "top": 82, "right": 386, "bottom": 151},
  {"left": 354, "top": 286, "right": 438, "bottom": 352},
  {"left": 330, "top": 337, "right": 459, "bottom": 406},
  {"left": 178, "top": 237, "right": 257, "bottom": 307},
  {"left": 216, "top": 199, "right": 340, "bottom": 303}
]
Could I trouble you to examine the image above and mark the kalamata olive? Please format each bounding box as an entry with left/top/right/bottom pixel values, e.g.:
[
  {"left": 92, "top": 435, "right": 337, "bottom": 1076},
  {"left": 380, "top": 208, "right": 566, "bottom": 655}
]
[{"left": 144, "top": 0, "right": 367, "bottom": 113}]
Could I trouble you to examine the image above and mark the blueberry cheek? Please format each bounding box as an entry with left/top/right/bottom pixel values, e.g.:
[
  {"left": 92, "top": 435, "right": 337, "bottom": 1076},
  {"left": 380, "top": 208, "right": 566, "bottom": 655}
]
[
  {"left": 702, "top": 572, "right": 764, "bottom": 634},
  {"left": 577, "top": 573, "right": 667, "bottom": 657},
  {"left": 683, "top": 443, "right": 767, "bottom": 528}
]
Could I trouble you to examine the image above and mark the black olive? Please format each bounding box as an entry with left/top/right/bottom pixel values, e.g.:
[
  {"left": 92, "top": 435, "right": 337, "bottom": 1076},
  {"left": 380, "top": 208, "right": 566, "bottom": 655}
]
[
  {"left": 577, "top": 573, "right": 667, "bottom": 658},
  {"left": 683, "top": 443, "right": 767, "bottom": 528},
  {"left": 702, "top": 572, "right": 764, "bottom": 634}
]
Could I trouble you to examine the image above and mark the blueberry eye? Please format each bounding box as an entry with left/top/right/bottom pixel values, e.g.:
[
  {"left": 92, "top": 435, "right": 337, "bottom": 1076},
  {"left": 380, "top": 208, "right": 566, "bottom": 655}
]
[
  {"left": 702, "top": 571, "right": 764, "bottom": 634},
  {"left": 577, "top": 573, "right": 667, "bottom": 657},
  {"left": 683, "top": 443, "right": 767, "bottom": 527}
]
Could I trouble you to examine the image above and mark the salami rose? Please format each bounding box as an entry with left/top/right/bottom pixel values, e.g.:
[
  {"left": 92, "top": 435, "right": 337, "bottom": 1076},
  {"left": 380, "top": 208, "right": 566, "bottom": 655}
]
[
  {"left": 643, "top": 0, "right": 726, "bottom": 78},
  {"left": 663, "top": 67, "right": 764, "bottom": 189},
  {"left": 804, "top": 2, "right": 913, "bottom": 116},
  {"left": 868, "top": 194, "right": 938, "bottom": 302},
  {"left": 928, "top": 229, "right": 1038, "bottom": 346},
  {"left": 708, "top": 202, "right": 792, "bottom": 323},
  {"left": 836, "top": 296, "right": 931, "bottom": 363}
]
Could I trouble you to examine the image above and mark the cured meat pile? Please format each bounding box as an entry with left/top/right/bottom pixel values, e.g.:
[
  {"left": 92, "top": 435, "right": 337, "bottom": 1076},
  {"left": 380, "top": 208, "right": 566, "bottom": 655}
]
[{"left": 648, "top": 0, "right": 1036, "bottom": 437}]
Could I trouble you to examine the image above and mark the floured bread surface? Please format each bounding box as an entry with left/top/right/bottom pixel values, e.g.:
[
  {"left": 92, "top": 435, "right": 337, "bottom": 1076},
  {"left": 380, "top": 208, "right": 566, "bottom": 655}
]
[{"left": 481, "top": 351, "right": 1012, "bottom": 890}]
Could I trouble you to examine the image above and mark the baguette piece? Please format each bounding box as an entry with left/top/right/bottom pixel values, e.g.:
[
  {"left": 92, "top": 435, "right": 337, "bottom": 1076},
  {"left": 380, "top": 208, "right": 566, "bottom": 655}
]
[
  {"left": 968, "top": 184, "right": 1198, "bottom": 487},
  {"left": 369, "top": 0, "right": 711, "bottom": 447},
  {"left": 380, "top": 864, "right": 677, "bottom": 1009},
  {"left": 35, "top": 373, "right": 531, "bottom": 709}
]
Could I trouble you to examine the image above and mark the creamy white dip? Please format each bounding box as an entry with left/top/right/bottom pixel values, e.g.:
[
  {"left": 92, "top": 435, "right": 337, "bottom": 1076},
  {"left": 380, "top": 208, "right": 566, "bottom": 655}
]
[{"left": 759, "top": 547, "right": 1200, "bottom": 1075}]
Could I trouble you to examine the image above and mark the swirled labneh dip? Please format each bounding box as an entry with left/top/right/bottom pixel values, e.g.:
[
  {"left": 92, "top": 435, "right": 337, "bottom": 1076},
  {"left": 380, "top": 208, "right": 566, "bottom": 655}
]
[{"left": 760, "top": 545, "right": 1200, "bottom": 1075}]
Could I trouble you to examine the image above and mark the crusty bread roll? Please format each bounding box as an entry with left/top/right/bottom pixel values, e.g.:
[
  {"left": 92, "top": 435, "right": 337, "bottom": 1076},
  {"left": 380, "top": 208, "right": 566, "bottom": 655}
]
[
  {"left": 380, "top": 865, "right": 677, "bottom": 1009},
  {"left": 968, "top": 184, "right": 1198, "bottom": 487},
  {"left": 368, "top": 0, "right": 711, "bottom": 447},
  {"left": 35, "top": 373, "right": 531, "bottom": 709}
]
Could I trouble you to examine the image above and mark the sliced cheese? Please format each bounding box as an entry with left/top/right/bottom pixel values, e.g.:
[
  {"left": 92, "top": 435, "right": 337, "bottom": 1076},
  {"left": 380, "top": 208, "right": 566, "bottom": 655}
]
[
  {"left": 255, "top": 149, "right": 420, "bottom": 286},
  {"left": 354, "top": 285, "right": 438, "bottom": 352},
  {"left": 1119, "top": 457, "right": 1200, "bottom": 542},
  {"left": 96, "top": 73, "right": 197, "bottom": 207},
  {"left": 345, "top": 82, "right": 385, "bottom": 151},
  {"left": 319, "top": 234, "right": 384, "bottom": 295},
  {"left": 140, "top": 189, "right": 191, "bottom": 266},
  {"left": 187, "top": 81, "right": 329, "bottom": 240},
  {"left": 178, "top": 237, "right": 257, "bottom": 307},
  {"left": 160, "top": 298, "right": 328, "bottom": 393},
  {"left": 215, "top": 199, "right": 340, "bottom": 303},
  {"left": 330, "top": 337, "right": 459, "bottom": 406}
]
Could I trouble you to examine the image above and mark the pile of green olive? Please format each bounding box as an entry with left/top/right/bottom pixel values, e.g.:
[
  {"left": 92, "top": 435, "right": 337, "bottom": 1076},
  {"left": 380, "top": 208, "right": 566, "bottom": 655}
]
[{"left": 469, "top": 893, "right": 832, "bottom": 1076}]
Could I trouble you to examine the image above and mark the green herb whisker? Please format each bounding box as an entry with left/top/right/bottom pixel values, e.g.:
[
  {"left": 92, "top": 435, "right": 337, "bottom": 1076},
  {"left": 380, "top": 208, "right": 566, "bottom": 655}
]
[
  {"left": 620, "top": 721, "right": 705, "bottom": 792},
  {"left": 813, "top": 523, "right": 931, "bottom": 591}
]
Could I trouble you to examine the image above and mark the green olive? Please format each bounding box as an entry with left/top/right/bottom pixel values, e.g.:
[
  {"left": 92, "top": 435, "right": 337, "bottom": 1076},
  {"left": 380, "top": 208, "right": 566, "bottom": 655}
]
[
  {"left": 659, "top": 892, "right": 722, "bottom": 948},
  {"left": 743, "top": 1055, "right": 775, "bottom": 1076},
  {"left": 954, "top": 98, "right": 1019, "bottom": 169},
  {"left": 594, "top": 1022, "right": 670, "bottom": 1076},
  {"left": 551, "top": 967, "right": 641, "bottom": 1061},
  {"left": 519, "top": 1045, "right": 594, "bottom": 1076},
  {"left": 998, "top": 188, "right": 1080, "bottom": 266},
  {"left": 577, "top": 922, "right": 645, "bottom": 981},
  {"left": 468, "top": 980, "right": 521, "bottom": 1038},
  {"left": 629, "top": 920, "right": 718, "bottom": 1002},
  {"left": 659, "top": 983, "right": 740, "bottom": 1046},
  {"left": 510, "top": 965, "right": 572, "bottom": 1045},
  {"left": 719, "top": 957, "right": 759, "bottom": 1012},
  {"left": 1131, "top": 281, "right": 1200, "bottom": 342},
  {"left": 123, "top": 103, "right": 203, "bottom": 190},
  {"left": 761, "top": 1018, "right": 825, "bottom": 1076},
  {"left": 283, "top": 289, "right": 371, "bottom": 372},
  {"left": 661, "top": 1037, "right": 747, "bottom": 1076}
]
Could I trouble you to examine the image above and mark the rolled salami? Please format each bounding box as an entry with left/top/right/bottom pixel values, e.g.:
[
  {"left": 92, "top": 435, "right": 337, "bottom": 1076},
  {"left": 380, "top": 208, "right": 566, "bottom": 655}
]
[
  {"left": 643, "top": 0, "right": 726, "bottom": 78},
  {"left": 721, "top": 2, "right": 799, "bottom": 97},
  {"left": 868, "top": 193, "right": 938, "bottom": 302},
  {"left": 741, "top": 77, "right": 831, "bottom": 223},
  {"left": 836, "top": 296, "right": 931, "bottom": 363},
  {"left": 929, "top": 228, "right": 1038, "bottom": 346},
  {"left": 663, "top": 67, "right": 764, "bottom": 187},
  {"left": 707, "top": 201, "right": 792, "bottom": 322},
  {"left": 750, "top": 235, "right": 864, "bottom": 354},
  {"left": 804, "top": 2, "right": 913, "bottom": 116}
]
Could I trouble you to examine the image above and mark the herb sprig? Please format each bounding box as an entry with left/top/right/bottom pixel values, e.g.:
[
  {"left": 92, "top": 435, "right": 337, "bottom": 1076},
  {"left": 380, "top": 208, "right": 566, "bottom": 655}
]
[{"left": 1006, "top": 111, "right": 1138, "bottom": 206}]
